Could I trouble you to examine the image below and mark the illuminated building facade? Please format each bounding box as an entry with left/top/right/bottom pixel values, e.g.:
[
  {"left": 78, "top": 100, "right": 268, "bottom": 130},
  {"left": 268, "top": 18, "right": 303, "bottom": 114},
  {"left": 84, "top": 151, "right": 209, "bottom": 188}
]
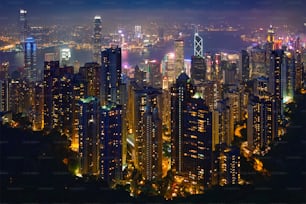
[
  {"left": 134, "top": 87, "right": 163, "bottom": 181},
  {"left": 161, "top": 52, "right": 175, "bottom": 87},
  {"left": 269, "top": 49, "right": 284, "bottom": 139},
  {"left": 212, "top": 100, "right": 231, "bottom": 149},
  {"left": 60, "top": 48, "right": 71, "bottom": 67},
  {"left": 184, "top": 97, "right": 212, "bottom": 189},
  {"left": 0, "top": 80, "right": 9, "bottom": 112},
  {"left": 19, "top": 9, "right": 28, "bottom": 43},
  {"left": 295, "top": 50, "right": 303, "bottom": 90},
  {"left": 171, "top": 73, "right": 195, "bottom": 172},
  {"left": 8, "top": 79, "right": 30, "bottom": 114},
  {"left": 24, "top": 37, "right": 37, "bottom": 82},
  {"left": 32, "top": 82, "right": 44, "bottom": 131},
  {"left": 239, "top": 50, "right": 250, "bottom": 82},
  {"left": 248, "top": 77, "right": 273, "bottom": 152},
  {"left": 100, "top": 45, "right": 122, "bottom": 106},
  {"left": 214, "top": 144, "right": 240, "bottom": 186},
  {"left": 79, "top": 97, "right": 100, "bottom": 176},
  {"left": 174, "top": 39, "right": 184, "bottom": 78},
  {"left": 194, "top": 27, "right": 203, "bottom": 57},
  {"left": 71, "top": 74, "right": 87, "bottom": 151},
  {"left": 93, "top": 16, "right": 102, "bottom": 64},
  {"left": 80, "top": 62, "right": 101, "bottom": 97},
  {"left": 100, "top": 104, "right": 122, "bottom": 184},
  {"left": 43, "top": 60, "right": 60, "bottom": 131},
  {"left": 191, "top": 56, "right": 206, "bottom": 84},
  {"left": 144, "top": 59, "right": 162, "bottom": 88},
  {"left": 0, "top": 61, "right": 9, "bottom": 80}
]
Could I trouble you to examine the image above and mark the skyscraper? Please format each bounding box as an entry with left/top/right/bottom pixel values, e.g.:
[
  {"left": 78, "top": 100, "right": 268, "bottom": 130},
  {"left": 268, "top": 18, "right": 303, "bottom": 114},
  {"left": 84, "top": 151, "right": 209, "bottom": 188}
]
[
  {"left": 79, "top": 97, "right": 100, "bottom": 176},
  {"left": 269, "top": 49, "right": 284, "bottom": 139},
  {"left": 194, "top": 27, "right": 203, "bottom": 57},
  {"left": 93, "top": 16, "right": 102, "bottom": 64},
  {"left": 19, "top": 9, "right": 28, "bottom": 44},
  {"left": 24, "top": 37, "right": 37, "bottom": 82},
  {"left": 100, "top": 104, "right": 122, "bottom": 184},
  {"left": 191, "top": 55, "right": 206, "bottom": 83},
  {"left": 171, "top": 72, "right": 195, "bottom": 172},
  {"left": 133, "top": 87, "right": 163, "bottom": 181},
  {"left": 100, "top": 45, "right": 122, "bottom": 106},
  {"left": 174, "top": 39, "right": 184, "bottom": 78}
]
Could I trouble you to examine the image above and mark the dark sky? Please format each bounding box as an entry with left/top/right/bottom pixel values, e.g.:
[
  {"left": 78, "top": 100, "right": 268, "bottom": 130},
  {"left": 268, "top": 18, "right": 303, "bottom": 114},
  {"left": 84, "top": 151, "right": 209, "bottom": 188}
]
[{"left": 0, "top": 0, "right": 305, "bottom": 26}]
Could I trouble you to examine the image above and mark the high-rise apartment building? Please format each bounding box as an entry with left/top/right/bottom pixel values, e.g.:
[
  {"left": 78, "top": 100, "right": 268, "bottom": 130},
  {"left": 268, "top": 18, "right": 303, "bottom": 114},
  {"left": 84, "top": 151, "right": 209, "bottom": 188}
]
[
  {"left": 100, "top": 45, "right": 122, "bottom": 106},
  {"left": 79, "top": 97, "right": 100, "bottom": 176},
  {"left": 100, "top": 104, "right": 122, "bottom": 184},
  {"left": 133, "top": 87, "right": 163, "bottom": 181}
]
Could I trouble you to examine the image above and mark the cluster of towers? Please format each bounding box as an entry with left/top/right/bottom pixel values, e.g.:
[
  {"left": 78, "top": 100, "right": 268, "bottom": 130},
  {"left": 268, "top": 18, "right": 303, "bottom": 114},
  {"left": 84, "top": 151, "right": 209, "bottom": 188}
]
[{"left": 1, "top": 16, "right": 305, "bottom": 194}]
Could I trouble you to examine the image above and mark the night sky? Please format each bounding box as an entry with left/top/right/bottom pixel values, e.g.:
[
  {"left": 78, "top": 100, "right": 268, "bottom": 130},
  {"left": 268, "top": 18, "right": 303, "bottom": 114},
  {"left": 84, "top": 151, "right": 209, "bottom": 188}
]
[{"left": 0, "top": 0, "right": 305, "bottom": 26}]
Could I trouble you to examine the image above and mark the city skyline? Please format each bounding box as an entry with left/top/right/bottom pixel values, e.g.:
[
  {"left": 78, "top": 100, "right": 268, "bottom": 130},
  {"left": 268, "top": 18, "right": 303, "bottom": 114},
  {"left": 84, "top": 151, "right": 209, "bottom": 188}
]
[{"left": 0, "top": 2, "right": 306, "bottom": 203}]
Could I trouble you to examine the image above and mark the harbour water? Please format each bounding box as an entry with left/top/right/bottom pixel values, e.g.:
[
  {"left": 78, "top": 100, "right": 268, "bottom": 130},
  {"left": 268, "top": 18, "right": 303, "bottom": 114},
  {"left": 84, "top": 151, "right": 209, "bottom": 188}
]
[{"left": 0, "top": 31, "right": 249, "bottom": 75}]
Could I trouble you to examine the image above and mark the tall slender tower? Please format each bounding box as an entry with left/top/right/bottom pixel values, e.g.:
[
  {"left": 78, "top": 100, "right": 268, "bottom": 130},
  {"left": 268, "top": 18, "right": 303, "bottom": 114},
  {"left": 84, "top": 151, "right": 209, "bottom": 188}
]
[
  {"left": 174, "top": 39, "right": 184, "bottom": 78},
  {"left": 19, "top": 9, "right": 28, "bottom": 44},
  {"left": 194, "top": 26, "right": 203, "bottom": 57},
  {"left": 93, "top": 16, "right": 102, "bottom": 64},
  {"left": 24, "top": 37, "right": 37, "bottom": 82}
]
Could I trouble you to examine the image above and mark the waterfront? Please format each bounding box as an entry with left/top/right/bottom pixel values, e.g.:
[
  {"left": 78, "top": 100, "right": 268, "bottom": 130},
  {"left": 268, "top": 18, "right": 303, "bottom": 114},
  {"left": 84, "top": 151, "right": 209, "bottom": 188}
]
[{"left": 0, "top": 31, "right": 249, "bottom": 75}]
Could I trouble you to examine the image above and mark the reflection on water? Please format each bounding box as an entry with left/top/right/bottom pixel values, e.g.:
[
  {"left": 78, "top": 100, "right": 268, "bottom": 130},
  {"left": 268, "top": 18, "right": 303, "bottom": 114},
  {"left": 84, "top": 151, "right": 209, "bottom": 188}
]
[{"left": 0, "top": 31, "right": 248, "bottom": 75}]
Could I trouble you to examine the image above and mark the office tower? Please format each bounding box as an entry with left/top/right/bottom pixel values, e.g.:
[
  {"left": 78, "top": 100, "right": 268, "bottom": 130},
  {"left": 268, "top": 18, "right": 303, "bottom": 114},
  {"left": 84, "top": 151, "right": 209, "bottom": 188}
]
[
  {"left": 222, "top": 60, "right": 238, "bottom": 85},
  {"left": 0, "top": 80, "right": 9, "bottom": 112},
  {"left": 8, "top": 79, "right": 30, "bottom": 114},
  {"left": 19, "top": 9, "right": 28, "bottom": 43},
  {"left": 24, "top": 37, "right": 37, "bottom": 82},
  {"left": 93, "top": 16, "right": 102, "bottom": 64},
  {"left": 79, "top": 62, "right": 101, "bottom": 97},
  {"left": 71, "top": 74, "right": 87, "bottom": 152},
  {"left": 194, "top": 27, "right": 203, "bottom": 57},
  {"left": 239, "top": 50, "right": 250, "bottom": 82},
  {"left": 213, "top": 144, "right": 240, "bottom": 186},
  {"left": 269, "top": 49, "right": 284, "bottom": 139},
  {"left": 79, "top": 97, "right": 100, "bottom": 176},
  {"left": 171, "top": 73, "right": 195, "bottom": 172},
  {"left": 134, "top": 87, "right": 163, "bottom": 181},
  {"left": 205, "top": 53, "right": 212, "bottom": 81},
  {"left": 43, "top": 60, "right": 60, "bottom": 131},
  {"left": 267, "top": 25, "right": 275, "bottom": 46},
  {"left": 134, "top": 65, "right": 146, "bottom": 86},
  {"left": 249, "top": 46, "right": 266, "bottom": 78},
  {"left": 174, "top": 39, "right": 184, "bottom": 77},
  {"left": 0, "top": 61, "right": 9, "bottom": 80},
  {"left": 31, "top": 82, "right": 44, "bottom": 131},
  {"left": 100, "top": 104, "right": 122, "bottom": 184},
  {"left": 60, "top": 48, "right": 71, "bottom": 67},
  {"left": 161, "top": 52, "right": 175, "bottom": 87},
  {"left": 144, "top": 59, "right": 162, "bottom": 88},
  {"left": 134, "top": 25, "right": 142, "bottom": 40},
  {"left": 100, "top": 45, "right": 122, "bottom": 106},
  {"left": 197, "top": 81, "right": 217, "bottom": 111},
  {"left": 191, "top": 55, "right": 206, "bottom": 84}
]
